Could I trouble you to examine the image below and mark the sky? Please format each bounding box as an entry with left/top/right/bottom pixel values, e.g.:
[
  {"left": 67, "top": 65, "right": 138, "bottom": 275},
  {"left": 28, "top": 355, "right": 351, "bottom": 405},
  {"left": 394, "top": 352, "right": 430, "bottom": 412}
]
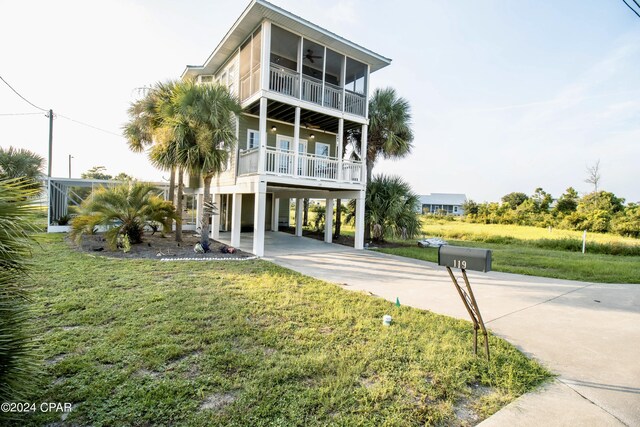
[{"left": 1, "top": 0, "right": 639, "bottom": 203}]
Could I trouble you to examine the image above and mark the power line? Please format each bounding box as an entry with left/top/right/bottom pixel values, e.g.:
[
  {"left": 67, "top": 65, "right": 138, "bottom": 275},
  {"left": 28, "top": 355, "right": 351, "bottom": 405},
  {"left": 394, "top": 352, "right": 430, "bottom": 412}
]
[
  {"left": 622, "top": 0, "right": 640, "bottom": 18},
  {"left": 0, "top": 112, "right": 44, "bottom": 116},
  {"left": 0, "top": 75, "right": 48, "bottom": 112},
  {"left": 1, "top": 74, "right": 123, "bottom": 138},
  {"left": 57, "top": 113, "right": 122, "bottom": 138}
]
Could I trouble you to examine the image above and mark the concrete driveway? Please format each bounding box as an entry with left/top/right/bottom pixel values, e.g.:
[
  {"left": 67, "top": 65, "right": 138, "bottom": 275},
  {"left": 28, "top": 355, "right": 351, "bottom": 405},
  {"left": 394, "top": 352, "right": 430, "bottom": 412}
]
[{"left": 260, "top": 233, "right": 640, "bottom": 426}]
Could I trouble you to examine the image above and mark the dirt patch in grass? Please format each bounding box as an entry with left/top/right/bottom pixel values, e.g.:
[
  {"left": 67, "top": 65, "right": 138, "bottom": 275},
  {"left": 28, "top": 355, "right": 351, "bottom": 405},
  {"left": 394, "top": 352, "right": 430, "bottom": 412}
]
[
  {"left": 199, "top": 392, "right": 237, "bottom": 411},
  {"left": 70, "top": 232, "right": 253, "bottom": 260}
]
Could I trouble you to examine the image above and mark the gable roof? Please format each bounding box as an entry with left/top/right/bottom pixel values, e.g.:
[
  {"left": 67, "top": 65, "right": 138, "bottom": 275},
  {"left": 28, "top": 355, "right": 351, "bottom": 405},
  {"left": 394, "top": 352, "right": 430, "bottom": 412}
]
[
  {"left": 419, "top": 193, "right": 468, "bottom": 206},
  {"left": 182, "top": 0, "right": 391, "bottom": 80}
]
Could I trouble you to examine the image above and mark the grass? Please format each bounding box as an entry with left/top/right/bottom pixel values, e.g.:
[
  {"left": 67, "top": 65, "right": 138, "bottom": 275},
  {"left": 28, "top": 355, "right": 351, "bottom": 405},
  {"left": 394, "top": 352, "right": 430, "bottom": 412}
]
[
  {"left": 419, "top": 217, "right": 640, "bottom": 247},
  {"left": 11, "top": 234, "right": 551, "bottom": 426},
  {"left": 376, "top": 242, "right": 640, "bottom": 284}
]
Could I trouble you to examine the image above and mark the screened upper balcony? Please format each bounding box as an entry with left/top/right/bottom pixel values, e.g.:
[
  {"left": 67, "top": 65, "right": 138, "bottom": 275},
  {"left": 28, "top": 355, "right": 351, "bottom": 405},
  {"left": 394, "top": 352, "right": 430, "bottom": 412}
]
[{"left": 236, "top": 24, "right": 368, "bottom": 117}]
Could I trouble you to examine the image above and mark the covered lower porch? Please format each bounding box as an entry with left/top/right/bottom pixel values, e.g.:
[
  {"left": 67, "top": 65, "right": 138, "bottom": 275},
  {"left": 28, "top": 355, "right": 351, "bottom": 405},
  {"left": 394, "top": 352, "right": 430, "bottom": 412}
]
[
  {"left": 216, "top": 230, "right": 352, "bottom": 258},
  {"left": 205, "top": 180, "right": 366, "bottom": 257}
]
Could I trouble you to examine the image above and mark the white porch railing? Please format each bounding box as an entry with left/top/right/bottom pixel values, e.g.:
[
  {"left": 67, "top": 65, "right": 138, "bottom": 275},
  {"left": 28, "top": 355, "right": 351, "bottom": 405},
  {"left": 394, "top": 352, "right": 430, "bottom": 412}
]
[
  {"left": 345, "top": 90, "right": 366, "bottom": 116},
  {"left": 269, "top": 64, "right": 299, "bottom": 98},
  {"left": 268, "top": 64, "right": 365, "bottom": 117},
  {"left": 238, "top": 147, "right": 260, "bottom": 175},
  {"left": 301, "top": 75, "right": 323, "bottom": 106},
  {"left": 323, "top": 82, "right": 342, "bottom": 111},
  {"left": 238, "top": 146, "right": 362, "bottom": 183}
]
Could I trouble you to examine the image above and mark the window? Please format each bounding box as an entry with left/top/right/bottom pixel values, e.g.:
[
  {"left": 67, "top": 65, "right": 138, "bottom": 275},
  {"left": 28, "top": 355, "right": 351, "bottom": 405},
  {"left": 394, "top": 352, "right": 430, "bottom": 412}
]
[
  {"left": 247, "top": 129, "right": 259, "bottom": 150},
  {"left": 315, "top": 142, "right": 330, "bottom": 157}
]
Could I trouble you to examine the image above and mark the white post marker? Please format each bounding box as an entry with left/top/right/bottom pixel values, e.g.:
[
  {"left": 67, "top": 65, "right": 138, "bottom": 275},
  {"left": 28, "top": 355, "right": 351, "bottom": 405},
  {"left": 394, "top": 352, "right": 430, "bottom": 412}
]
[{"left": 582, "top": 230, "right": 587, "bottom": 254}]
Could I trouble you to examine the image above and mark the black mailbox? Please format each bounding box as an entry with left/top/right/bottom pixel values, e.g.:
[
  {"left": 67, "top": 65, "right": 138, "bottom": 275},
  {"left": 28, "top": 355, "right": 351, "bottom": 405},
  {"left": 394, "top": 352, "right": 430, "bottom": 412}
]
[{"left": 438, "top": 246, "right": 492, "bottom": 272}]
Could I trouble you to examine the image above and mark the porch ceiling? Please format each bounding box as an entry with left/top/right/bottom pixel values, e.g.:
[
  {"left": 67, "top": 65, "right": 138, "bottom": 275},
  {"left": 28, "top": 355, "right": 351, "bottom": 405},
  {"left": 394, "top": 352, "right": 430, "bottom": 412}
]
[{"left": 245, "top": 100, "right": 363, "bottom": 134}]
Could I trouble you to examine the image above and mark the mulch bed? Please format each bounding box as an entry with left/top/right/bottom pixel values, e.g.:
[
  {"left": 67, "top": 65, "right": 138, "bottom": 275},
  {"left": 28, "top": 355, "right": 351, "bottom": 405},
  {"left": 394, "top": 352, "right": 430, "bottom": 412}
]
[{"left": 71, "top": 232, "right": 253, "bottom": 260}]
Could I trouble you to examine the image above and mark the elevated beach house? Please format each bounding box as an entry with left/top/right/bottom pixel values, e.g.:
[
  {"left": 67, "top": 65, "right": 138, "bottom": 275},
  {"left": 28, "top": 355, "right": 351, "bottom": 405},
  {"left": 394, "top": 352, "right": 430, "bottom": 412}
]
[{"left": 182, "top": 0, "right": 390, "bottom": 256}]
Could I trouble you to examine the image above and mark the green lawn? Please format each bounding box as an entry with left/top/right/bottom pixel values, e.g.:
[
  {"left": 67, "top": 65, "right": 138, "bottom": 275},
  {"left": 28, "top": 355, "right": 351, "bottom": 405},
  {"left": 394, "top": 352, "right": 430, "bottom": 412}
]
[
  {"left": 419, "top": 217, "right": 640, "bottom": 247},
  {"left": 376, "top": 242, "right": 640, "bottom": 284},
  {"left": 12, "top": 234, "right": 550, "bottom": 426}
]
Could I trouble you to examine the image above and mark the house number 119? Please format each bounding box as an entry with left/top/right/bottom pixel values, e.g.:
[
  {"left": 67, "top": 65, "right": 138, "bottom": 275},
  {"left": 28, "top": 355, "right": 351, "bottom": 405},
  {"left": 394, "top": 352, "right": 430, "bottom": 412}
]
[{"left": 453, "top": 259, "right": 467, "bottom": 269}]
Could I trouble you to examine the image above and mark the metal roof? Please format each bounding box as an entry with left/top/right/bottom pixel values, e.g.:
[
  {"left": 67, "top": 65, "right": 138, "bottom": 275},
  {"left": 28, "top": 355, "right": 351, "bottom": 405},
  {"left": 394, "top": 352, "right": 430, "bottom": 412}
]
[
  {"left": 419, "top": 193, "right": 468, "bottom": 206},
  {"left": 182, "top": 0, "right": 391, "bottom": 79}
]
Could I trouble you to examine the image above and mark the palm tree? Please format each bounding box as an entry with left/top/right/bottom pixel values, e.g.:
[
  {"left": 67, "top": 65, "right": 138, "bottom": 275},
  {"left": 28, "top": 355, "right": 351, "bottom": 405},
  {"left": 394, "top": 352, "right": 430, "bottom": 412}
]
[
  {"left": 347, "top": 174, "right": 421, "bottom": 242},
  {"left": 123, "top": 81, "right": 183, "bottom": 241},
  {"left": 0, "top": 178, "right": 39, "bottom": 406},
  {"left": 169, "top": 81, "right": 242, "bottom": 249},
  {"left": 347, "top": 87, "right": 414, "bottom": 240},
  {"left": 0, "top": 147, "right": 44, "bottom": 191},
  {"left": 70, "top": 182, "right": 177, "bottom": 249}
]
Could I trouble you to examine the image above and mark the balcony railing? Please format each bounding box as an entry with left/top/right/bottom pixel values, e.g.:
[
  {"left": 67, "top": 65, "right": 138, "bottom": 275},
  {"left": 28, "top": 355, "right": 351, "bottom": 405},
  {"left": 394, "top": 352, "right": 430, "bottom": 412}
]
[
  {"left": 268, "top": 64, "right": 365, "bottom": 117},
  {"left": 345, "top": 90, "right": 366, "bottom": 116},
  {"left": 269, "top": 65, "right": 299, "bottom": 98},
  {"left": 238, "top": 146, "right": 362, "bottom": 183}
]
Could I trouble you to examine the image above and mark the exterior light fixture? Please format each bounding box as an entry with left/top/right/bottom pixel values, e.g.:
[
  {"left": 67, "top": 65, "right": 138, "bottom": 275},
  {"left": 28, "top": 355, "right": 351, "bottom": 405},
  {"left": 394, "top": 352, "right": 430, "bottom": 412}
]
[
  {"left": 271, "top": 125, "right": 277, "bottom": 132},
  {"left": 309, "top": 133, "right": 315, "bottom": 139}
]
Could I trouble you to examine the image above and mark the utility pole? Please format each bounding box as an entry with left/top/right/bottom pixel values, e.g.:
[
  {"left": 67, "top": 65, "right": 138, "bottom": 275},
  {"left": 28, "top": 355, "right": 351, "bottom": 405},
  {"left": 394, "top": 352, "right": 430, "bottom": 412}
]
[
  {"left": 47, "top": 109, "right": 54, "bottom": 177},
  {"left": 68, "top": 155, "right": 73, "bottom": 178}
]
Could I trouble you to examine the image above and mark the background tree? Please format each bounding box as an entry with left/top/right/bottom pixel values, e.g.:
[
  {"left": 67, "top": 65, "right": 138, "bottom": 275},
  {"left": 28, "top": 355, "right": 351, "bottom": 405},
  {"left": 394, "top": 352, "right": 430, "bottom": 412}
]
[
  {"left": 81, "top": 166, "right": 112, "bottom": 180},
  {"left": 0, "top": 146, "right": 44, "bottom": 191},
  {"left": 462, "top": 199, "right": 479, "bottom": 216},
  {"left": 553, "top": 187, "right": 579, "bottom": 215},
  {"left": 0, "top": 179, "right": 39, "bottom": 410},
  {"left": 585, "top": 159, "right": 601, "bottom": 192},
  {"left": 531, "top": 187, "right": 553, "bottom": 213},
  {"left": 113, "top": 172, "right": 135, "bottom": 181},
  {"left": 501, "top": 192, "right": 529, "bottom": 209}
]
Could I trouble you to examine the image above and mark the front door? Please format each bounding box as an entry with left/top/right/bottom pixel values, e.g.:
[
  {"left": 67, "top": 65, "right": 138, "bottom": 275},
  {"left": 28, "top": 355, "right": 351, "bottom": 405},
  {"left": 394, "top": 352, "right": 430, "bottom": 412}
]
[
  {"left": 276, "top": 135, "right": 293, "bottom": 175},
  {"left": 297, "top": 139, "right": 307, "bottom": 176}
]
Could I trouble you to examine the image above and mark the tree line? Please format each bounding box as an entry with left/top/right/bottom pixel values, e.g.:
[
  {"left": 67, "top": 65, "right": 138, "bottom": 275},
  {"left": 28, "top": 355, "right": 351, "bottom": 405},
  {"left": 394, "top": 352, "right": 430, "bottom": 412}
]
[{"left": 461, "top": 187, "right": 640, "bottom": 238}]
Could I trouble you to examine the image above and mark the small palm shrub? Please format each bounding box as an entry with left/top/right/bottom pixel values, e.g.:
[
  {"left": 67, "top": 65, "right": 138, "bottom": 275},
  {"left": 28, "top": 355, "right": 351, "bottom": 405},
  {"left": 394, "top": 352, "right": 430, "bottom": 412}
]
[
  {"left": 349, "top": 174, "right": 422, "bottom": 242},
  {"left": 0, "top": 179, "right": 39, "bottom": 409},
  {"left": 70, "top": 182, "right": 177, "bottom": 249}
]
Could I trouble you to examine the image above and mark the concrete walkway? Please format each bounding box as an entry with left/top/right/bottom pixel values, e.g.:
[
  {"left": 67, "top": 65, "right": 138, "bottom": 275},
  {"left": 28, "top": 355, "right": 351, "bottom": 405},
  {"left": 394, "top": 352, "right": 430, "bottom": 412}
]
[{"left": 257, "top": 232, "right": 640, "bottom": 426}]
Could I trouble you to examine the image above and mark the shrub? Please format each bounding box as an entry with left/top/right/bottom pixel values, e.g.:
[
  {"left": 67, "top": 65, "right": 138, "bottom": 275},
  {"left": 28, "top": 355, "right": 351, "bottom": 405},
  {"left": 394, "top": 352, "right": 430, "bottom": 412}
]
[
  {"left": 70, "top": 182, "right": 177, "bottom": 249},
  {"left": 0, "top": 179, "right": 39, "bottom": 410}
]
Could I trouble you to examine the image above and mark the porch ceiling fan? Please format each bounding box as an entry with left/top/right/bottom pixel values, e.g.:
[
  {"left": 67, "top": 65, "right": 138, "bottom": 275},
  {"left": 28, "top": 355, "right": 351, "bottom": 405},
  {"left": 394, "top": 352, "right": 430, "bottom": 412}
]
[
  {"left": 304, "top": 49, "right": 322, "bottom": 63},
  {"left": 303, "top": 121, "right": 321, "bottom": 129}
]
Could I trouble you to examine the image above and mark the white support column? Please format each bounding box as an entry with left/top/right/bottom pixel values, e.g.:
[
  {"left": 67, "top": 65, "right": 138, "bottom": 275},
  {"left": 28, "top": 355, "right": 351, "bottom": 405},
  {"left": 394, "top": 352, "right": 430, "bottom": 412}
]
[
  {"left": 271, "top": 196, "right": 279, "bottom": 232},
  {"left": 212, "top": 193, "right": 221, "bottom": 240},
  {"left": 360, "top": 124, "right": 368, "bottom": 184},
  {"left": 293, "top": 107, "right": 301, "bottom": 176},
  {"left": 364, "top": 64, "right": 371, "bottom": 118},
  {"left": 295, "top": 197, "right": 303, "bottom": 237},
  {"left": 298, "top": 37, "right": 304, "bottom": 98},
  {"left": 258, "top": 97, "right": 268, "bottom": 174},
  {"left": 324, "top": 198, "right": 334, "bottom": 243},
  {"left": 253, "top": 183, "right": 267, "bottom": 257},
  {"left": 337, "top": 118, "right": 344, "bottom": 181},
  {"left": 354, "top": 190, "right": 365, "bottom": 249},
  {"left": 261, "top": 21, "right": 271, "bottom": 91},
  {"left": 231, "top": 193, "right": 242, "bottom": 247},
  {"left": 341, "top": 55, "right": 347, "bottom": 113}
]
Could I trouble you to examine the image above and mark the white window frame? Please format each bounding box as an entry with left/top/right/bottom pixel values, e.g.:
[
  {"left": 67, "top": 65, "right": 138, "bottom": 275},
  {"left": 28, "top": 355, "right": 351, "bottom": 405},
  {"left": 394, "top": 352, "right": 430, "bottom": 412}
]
[
  {"left": 315, "top": 142, "right": 330, "bottom": 157},
  {"left": 247, "top": 129, "right": 260, "bottom": 150}
]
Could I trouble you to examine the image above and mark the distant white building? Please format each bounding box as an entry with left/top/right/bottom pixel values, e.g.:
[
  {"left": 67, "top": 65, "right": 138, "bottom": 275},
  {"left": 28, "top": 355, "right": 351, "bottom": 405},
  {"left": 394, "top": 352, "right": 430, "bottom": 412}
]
[{"left": 418, "top": 193, "right": 467, "bottom": 215}]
